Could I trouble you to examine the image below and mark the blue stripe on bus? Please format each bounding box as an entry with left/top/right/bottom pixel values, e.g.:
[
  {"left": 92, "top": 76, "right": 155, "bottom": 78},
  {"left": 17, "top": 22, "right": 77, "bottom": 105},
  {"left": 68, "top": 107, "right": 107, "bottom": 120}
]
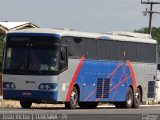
[
  {"left": 7, "top": 33, "right": 61, "bottom": 38},
  {"left": 3, "top": 90, "right": 57, "bottom": 101},
  {"left": 96, "top": 36, "right": 111, "bottom": 40},
  {"left": 75, "top": 60, "right": 134, "bottom": 102}
]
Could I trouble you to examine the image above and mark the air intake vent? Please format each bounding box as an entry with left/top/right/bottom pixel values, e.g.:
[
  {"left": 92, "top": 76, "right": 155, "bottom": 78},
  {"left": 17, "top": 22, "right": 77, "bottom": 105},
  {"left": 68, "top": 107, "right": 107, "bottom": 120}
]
[
  {"left": 96, "top": 78, "right": 103, "bottom": 98},
  {"left": 103, "top": 78, "right": 110, "bottom": 98},
  {"left": 96, "top": 78, "right": 110, "bottom": 98},
  {"left": 147, "top": 81, "right": 155, "bottom": 98}
]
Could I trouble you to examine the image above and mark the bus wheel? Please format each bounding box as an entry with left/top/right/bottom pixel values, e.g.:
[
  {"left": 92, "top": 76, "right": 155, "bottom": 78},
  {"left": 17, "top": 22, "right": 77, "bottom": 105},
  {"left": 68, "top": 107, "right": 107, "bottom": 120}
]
[
  {"left": 20, "top": 100, "right": 32, "bottom": 109},
  {"left": 65, "top": 87, "right": 78, "bottom": 109},
  {"left": 133, "top": 88, "right": 141, "bottom": 108},
  {"left": 124, "top": 87, "right": 133, "bottom": 108},
  {"left": 79, "top": 102, "right": 98, "bottom": 109}
]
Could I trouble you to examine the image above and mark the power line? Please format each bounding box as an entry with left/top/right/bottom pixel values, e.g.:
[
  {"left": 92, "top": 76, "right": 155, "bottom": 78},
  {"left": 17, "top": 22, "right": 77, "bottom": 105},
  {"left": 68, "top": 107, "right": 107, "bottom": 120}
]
[{"left": 141, "top": 0, "right": 160, "bottom": 34}]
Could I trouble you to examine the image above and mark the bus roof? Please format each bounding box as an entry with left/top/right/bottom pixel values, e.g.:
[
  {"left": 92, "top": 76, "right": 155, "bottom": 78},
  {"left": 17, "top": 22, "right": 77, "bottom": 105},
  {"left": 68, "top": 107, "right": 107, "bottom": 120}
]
[{"left": 7, "top": 28, "right": 157, "bottom": 44}]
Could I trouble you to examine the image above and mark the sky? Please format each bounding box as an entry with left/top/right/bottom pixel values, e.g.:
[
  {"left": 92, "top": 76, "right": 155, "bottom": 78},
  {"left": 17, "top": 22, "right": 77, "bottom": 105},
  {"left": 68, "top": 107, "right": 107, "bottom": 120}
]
[{"left": 0, "top": 0, "right": 160, "bottom": 33}]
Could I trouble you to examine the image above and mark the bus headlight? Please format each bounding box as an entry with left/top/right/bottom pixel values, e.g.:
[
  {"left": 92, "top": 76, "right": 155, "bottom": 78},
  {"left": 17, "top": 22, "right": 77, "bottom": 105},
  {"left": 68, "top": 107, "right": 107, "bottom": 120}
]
[
  {"left": 6, "top": 84, "right": 10, "bottom": 88},
  {"left": 11, "top": 83, "right": 15, "bottom": 88},
  {"left": 3, "top": 82, "right": 16, "bottom": 89},
  {"left": 38, "top": 83, "right": 57, "bottom": 90},
  {"left": 39, "top": 84, "right": 45, "bottom": 89},
  {"left": 45, "top": 84, "right": 50, "bottom": 90}
]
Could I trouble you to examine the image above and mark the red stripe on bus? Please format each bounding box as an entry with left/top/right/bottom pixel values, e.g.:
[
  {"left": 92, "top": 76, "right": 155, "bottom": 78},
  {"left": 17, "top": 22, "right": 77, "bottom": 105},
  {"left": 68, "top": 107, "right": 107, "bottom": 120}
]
[
  {"left": 127, "top": 60, "right": 137, "bottom": 93},
  {"left": 66, "top": 56, "right": 85, "bottom": 101}
]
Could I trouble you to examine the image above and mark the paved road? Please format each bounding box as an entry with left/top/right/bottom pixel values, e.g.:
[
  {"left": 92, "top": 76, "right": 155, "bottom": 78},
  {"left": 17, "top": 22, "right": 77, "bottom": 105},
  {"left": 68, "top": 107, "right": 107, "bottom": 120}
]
[{"left": 0, "top": 105, "right": 160, "bottom": 120}]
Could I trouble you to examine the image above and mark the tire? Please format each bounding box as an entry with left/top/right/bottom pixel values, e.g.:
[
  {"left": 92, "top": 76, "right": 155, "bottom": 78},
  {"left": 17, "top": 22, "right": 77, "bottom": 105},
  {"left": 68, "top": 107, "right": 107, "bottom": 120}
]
[
  {"left": 20, "top": 100, "right": 32, "bottom": 109},
  {"left": 65, "top": 87, "right": 78, "bottom": 109},
  {"left": 79, "top": 102, "right": 98, "bottom": 109},
  {"left": 133, "top": 88, "right": 141, "bottom": 108},
  {"left": 124, "top": 87, "right": 133, "bottom": 108}
]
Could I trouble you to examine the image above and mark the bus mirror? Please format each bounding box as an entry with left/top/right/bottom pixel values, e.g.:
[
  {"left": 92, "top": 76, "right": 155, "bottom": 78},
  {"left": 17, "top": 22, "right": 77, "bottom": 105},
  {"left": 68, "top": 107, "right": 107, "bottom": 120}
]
[
  {"left": 61, "top": 51, "right": 66, "bottom": 61},
  {"left": 60, "top": 47, "right": 67, "bottom": 63},
  {"left": 60, "top": 47, "right": 68, "bottom": 71}
]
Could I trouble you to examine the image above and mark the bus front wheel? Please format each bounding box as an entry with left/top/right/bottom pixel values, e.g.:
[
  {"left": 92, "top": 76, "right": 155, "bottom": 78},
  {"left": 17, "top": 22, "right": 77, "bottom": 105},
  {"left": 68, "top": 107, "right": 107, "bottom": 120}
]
[
  {"left": 65, "top": 87, "right": 78, "bottom": 109},
  {"left": 20, "top": 100, "right": 32, "bottom": 109}
]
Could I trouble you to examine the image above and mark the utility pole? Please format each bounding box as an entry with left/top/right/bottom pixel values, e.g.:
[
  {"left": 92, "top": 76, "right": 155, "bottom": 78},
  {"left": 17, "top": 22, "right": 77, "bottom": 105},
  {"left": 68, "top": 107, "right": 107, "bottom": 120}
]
[{"left": 141, "top": 0, "right": 160, "bottom": 34}]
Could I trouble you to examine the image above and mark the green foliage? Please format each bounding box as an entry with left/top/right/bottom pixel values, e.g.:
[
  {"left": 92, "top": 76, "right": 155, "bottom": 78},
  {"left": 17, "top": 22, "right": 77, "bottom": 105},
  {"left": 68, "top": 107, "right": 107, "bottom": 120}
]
[
  {"left": 135, "top": 27, "right": 160, "bottom": 63},
  {"left": 134, "top": 27, "right": 149, "bottom": 34}
]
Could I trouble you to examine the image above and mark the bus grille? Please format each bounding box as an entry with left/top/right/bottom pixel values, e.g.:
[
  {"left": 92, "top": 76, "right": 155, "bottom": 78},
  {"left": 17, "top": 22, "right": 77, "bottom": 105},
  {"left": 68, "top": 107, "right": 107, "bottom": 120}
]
[{"left": 96, "top": 78, "right": 110, "bottom": 98}]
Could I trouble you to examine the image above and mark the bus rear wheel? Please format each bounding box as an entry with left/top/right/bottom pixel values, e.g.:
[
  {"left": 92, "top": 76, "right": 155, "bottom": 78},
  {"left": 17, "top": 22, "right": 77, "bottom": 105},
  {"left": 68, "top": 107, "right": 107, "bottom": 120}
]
[
  {"left": 79, "top": 102, "right": 98, "bottom": 109},
  {"left": 133, "top": 88, "right": 141, "bottom": 108},
  {"left": 20, "top": 100, "right": 32, "bottom": 109},
  {"left": 65, "top": 87, "right": 78, "bottom": 109},
  {"left": 124, "top": 87, "right": 133, "bottom": 108},
  {"left": 115, "top": 88, "right": 133, "bottom": 109}
]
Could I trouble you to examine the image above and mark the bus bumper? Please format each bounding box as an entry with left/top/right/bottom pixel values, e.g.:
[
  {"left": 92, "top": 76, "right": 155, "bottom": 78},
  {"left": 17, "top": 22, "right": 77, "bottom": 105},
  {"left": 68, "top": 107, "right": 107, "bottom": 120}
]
[{"left": 3, "top": 89, "right": 58, "bottom": 103}]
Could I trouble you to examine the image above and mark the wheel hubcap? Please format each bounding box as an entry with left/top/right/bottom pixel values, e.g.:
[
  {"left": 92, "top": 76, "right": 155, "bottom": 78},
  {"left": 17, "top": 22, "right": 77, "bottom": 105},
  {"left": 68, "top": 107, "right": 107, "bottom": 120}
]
[
  {"left": 71, "top": 91, "right": 77, "bottom": 105},
  {"left": 135, "top": 92, "right": 141, "bottom": 103},
  {"left": 127, "top": 97, "right": 132, "bottom": 105}
]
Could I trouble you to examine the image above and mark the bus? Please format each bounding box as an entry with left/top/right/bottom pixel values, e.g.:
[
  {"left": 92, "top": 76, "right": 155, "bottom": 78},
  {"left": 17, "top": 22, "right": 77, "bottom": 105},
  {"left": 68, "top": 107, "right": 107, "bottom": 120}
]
[{"left": 2, "top": 28, "right": 157, "bottom": 109}]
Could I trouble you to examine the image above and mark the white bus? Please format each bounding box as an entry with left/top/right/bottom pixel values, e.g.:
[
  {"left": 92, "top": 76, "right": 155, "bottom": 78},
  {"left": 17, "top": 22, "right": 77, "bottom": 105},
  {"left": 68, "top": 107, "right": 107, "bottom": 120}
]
[{"left": 3, "top": 28, "right": 157, "bottom": 109}]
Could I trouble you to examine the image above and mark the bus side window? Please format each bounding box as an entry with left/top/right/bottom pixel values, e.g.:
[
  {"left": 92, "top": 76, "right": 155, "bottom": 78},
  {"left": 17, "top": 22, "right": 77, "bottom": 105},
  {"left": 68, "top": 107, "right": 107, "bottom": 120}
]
[{"left": 60, "top": 47, "right": 68, "bottom": 71}]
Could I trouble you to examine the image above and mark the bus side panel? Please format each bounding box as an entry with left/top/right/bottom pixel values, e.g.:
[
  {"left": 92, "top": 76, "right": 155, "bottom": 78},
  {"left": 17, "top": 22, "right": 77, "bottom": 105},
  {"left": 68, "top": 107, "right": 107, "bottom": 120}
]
[
  {"left": 76, "top": 60, "right": 133, "bottom": 102},
  {"left": 78, "top": 61, "right": 156, "bottom": 102},
  {"left": 58, "top": 59, "right": 156, "bottom": 103},
  {"left": 131, "top": 63, "right": 156, "bottom": 102},
  {"left": 58, "top": 59, "right": 134, "bottom": 102},
  {"left": 57, "top": 59, "right": 81, "bottom": 101}
]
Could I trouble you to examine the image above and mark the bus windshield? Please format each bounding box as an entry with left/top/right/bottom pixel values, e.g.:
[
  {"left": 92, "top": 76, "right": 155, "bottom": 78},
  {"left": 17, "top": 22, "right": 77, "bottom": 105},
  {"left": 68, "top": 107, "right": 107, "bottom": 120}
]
[
  {"left": 5, "top": 47, "right": 28, "bottom": 70},
  {"left": 29, "top": 46, "right": 59, "bottom": 71},
  {"left": 4, "top": 45, "right": 59, "bottom": 73}
]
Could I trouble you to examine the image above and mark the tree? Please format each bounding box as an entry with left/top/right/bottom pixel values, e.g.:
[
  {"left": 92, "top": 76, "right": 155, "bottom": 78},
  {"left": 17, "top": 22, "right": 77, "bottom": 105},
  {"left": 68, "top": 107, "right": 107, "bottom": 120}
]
[{"left": 135, "top": 27, "right": 160, "bottom": 63}]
